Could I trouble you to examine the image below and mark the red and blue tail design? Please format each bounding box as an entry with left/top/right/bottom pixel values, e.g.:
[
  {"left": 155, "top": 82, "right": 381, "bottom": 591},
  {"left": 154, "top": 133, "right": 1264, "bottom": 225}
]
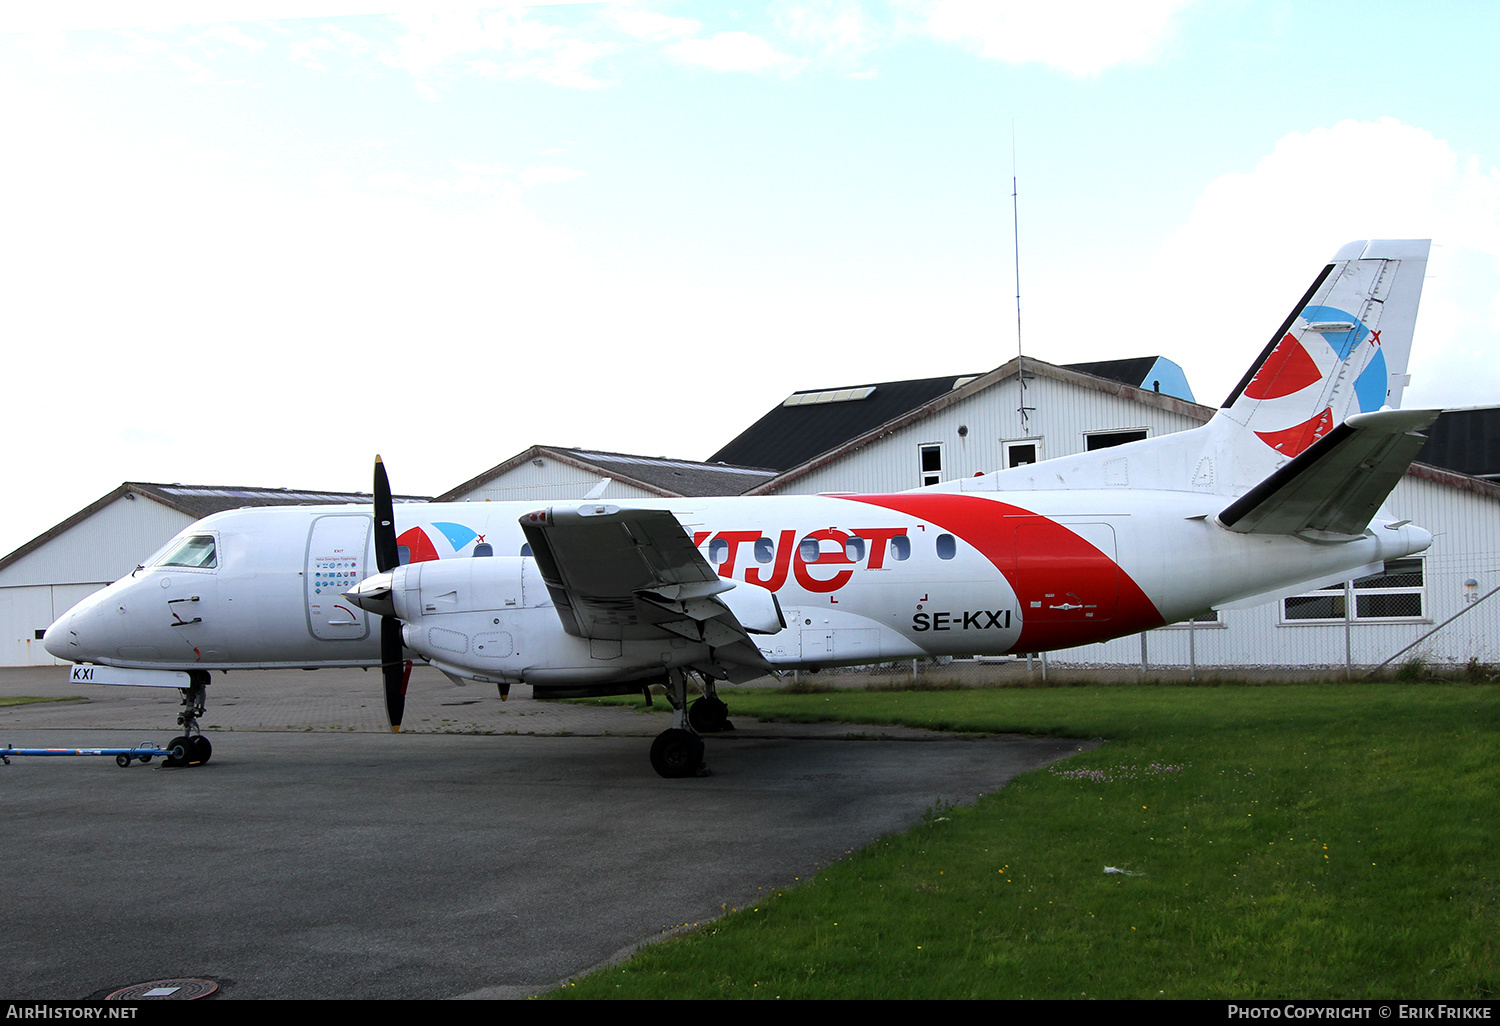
[{"left": 1221, "top": 239, "right": 1428, "bottom": 461}]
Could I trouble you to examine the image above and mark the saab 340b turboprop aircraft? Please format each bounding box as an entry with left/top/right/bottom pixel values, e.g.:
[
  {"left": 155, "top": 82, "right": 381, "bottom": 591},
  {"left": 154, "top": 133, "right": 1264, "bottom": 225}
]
[{"left": 46, "top": 239, "right": 1438, "bottom": 777}]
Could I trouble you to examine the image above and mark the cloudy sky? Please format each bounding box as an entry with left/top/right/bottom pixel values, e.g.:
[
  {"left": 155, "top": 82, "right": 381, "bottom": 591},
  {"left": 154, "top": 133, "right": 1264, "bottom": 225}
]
[{"left": 3, "top": 0, "right": 1497, "bottom": 557}]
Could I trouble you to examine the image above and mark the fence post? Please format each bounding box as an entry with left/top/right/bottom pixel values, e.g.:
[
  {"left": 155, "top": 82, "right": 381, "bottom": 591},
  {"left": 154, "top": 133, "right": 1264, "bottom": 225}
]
[{"left": 1344, "top": 580, "right": 1354, "bottom": 680}]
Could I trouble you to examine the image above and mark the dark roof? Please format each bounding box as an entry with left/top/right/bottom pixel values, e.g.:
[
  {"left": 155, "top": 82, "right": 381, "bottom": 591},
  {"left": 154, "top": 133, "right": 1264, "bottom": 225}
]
[
  {"left": 708, "top": 374, "right": 980, "bottom": 472},
  {"left": 0, "top": 482, "right": 430, "bottom": 574},
  {"left": 1062, "top": 357, "right": 1159, "bottom": 388},
  {"left": 712, "top": 359, "right": 1196, "bottom": 476},
  {"left": 437, "top": 445, "right": 778, "bottom": 501},
  {"left": 1414, "top": 408, "right": 1500, "bottom": 479},
  {"left": 129, "top": 482, "right": 430, "bottom": 520}
]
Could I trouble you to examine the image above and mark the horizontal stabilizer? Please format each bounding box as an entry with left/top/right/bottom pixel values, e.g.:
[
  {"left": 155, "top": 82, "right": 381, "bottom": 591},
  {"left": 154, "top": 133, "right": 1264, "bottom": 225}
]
[{"left": 1216, "top": 408, "right": 1438, "bottom": 538}]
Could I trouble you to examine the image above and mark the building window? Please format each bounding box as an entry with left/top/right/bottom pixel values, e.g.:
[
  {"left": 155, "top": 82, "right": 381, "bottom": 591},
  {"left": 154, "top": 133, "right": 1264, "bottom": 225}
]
[
  {"left": 919, "top": 443, "right": 943, "bottom": 486},
  {"left": 1085, "top": 429, "right": 1149, "bottom": 451},
  {"left": 1282, "top": 559, "right": 1425, "bottom": 623},
  {"left": 1003, "top": 438, "right": 1042, "bottom": 468}
]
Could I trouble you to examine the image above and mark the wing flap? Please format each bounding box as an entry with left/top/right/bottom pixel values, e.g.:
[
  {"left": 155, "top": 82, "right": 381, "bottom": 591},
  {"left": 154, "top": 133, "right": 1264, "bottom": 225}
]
[
  {"left": 519, "top": 505, "right": 771, "bottom": 675},
  {"left": 1217, "top": 408, "right": 1438, "bottom": 537}
]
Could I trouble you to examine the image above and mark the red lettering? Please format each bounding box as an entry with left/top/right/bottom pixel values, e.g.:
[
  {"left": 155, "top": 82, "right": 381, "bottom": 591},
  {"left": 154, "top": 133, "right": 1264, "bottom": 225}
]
[
  {"left": 851, "top": 527, "right": 907, "bottom": 569},
  {"left": 712, "top": 531, "right": 762, "bottom": 579},
  {"left": 794, "top": 529, "right": 854, "bottom": 593},
  {"left": 744, "top": 530, "right": 796, "bottom": 591}
]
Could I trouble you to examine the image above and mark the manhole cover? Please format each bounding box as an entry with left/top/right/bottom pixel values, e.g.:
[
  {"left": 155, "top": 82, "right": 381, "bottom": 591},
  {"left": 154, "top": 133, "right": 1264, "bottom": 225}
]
[{"left": 106, "top": 978, "right": 219, "bottom": 1000}]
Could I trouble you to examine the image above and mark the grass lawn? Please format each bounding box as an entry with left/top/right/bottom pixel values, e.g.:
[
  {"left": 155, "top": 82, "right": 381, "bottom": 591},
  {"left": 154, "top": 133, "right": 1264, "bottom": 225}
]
[{"left": 551, "top": 682, "right": 1498, "bottom": 1000}]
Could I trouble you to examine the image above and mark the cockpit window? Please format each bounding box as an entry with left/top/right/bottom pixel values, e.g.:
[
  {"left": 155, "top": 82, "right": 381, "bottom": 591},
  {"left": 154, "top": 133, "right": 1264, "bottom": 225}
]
[{"left": 153, "top": 535, "right": 217, "bottom": 569}]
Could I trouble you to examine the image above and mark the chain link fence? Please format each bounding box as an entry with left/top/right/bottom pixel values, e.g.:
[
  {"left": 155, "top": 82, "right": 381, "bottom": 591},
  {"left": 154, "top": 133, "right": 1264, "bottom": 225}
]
[{"left": 736, "top": 572, "right": 1500, "bottom": 688}]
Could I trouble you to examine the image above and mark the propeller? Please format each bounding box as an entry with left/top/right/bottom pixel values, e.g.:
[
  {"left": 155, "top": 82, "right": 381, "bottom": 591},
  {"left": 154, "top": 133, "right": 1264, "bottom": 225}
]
[{"left": 372, "top": 455, "right": 410, "bottom": 733}]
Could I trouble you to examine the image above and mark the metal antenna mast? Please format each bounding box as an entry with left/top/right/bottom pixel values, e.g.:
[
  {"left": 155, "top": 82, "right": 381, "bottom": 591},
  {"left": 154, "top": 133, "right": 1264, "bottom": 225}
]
[{"left": 1012, "top": 130, "right": 1032, "bottom": 434}]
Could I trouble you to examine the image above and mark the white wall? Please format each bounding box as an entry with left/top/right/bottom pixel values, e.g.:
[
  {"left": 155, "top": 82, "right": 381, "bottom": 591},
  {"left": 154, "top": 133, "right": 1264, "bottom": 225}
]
[{"left": 768, "top": 374, "right": 1207, "bottom": 495}]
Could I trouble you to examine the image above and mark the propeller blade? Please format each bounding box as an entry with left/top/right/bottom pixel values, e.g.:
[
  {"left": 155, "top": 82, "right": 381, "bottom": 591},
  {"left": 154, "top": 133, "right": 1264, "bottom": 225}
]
[
  {"left": 381, "top": 615, "right": 408, "bottom": 733},
  {"left": 373, "top": 455, "right": 399, "bottom": 574}
]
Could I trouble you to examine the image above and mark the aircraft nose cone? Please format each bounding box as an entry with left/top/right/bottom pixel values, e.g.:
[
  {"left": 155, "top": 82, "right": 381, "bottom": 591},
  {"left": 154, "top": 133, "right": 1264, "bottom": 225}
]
[
  {"left": 42, "top": 614, "right": 76, "bottom": 660},
  {"left": 344, "top": 573, "right": 396, "bottom": 619}
]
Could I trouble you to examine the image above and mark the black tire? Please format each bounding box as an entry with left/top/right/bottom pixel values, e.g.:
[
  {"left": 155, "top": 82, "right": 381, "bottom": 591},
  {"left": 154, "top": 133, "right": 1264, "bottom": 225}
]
[
  {"left": 116, "top": 754, "right": 131, "bottom": 768},
  {"left": 688, "top": 696, "right": 731, "bottom": 733},
  {"left": 189, "top": 735, "right": 212, "bottom": 766},
  {"left": 649, "top": 728, "right": 705, "bottom": 779},
  {"left": 164, "top": 736, "right": 190, "bottom": 768}
]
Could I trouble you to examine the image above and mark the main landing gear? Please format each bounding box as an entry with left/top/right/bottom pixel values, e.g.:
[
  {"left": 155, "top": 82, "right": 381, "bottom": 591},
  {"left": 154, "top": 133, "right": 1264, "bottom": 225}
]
[
  {"left": 164, "top": 670, "right": 212, "bottom": 768},
  {"left": 649, "top": 670, "right": 734, "bottom": 779}
]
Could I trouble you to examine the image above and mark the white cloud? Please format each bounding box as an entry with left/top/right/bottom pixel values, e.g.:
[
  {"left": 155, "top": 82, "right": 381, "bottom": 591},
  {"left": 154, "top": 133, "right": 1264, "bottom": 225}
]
[
  {"left": 604, "top": 6, "right": 699, "bottom": 43},
  {"left": 0, "top": 1, "right": 602, "bottom": 34},
  {"left": 517, "top": 164, "right": 584, "bottom": 186},
  {"left": 665, "top": 30, "right": 807, "bottom": 75},
  {"left": 384, "top": 7, "right": 617, "bottom": 90},
  {"left": 1065, "top": 118, "right": 1500, "bottom": 409},
  {"left": 915, "top": 0, "right": 1195, "bottom": 75},
  {"left": 773, "top": 0, "right": 881, "bottom": 67}
]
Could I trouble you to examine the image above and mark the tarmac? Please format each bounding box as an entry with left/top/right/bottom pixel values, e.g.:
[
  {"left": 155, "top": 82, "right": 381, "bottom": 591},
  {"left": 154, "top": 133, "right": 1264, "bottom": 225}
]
[{"left": 0, "top": 664, "right": 1094, "bottom": 1000}]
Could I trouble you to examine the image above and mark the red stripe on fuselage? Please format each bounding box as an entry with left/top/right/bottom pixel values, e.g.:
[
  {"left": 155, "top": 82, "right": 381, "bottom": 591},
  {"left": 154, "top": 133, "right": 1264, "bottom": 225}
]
[{"left": 842, "top": 493, "right": 1164, "bottom": 651}]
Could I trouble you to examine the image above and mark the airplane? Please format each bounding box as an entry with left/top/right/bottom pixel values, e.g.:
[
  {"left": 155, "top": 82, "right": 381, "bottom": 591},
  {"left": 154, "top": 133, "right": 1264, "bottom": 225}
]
[{"left": 45, "top": 239, "right": 1437, "bottom": 778}]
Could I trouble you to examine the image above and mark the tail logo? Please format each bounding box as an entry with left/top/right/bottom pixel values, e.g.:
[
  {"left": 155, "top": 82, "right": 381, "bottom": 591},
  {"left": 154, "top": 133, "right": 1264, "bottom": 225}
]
[{"left": 1248, "top": 304, "right": 1387, "bottom": 458}]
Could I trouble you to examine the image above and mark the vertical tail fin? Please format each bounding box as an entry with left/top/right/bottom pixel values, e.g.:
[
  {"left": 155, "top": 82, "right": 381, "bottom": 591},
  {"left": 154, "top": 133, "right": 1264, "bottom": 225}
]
[{"left": 1221, "top": 239, "right": 1429, "bottom": 457}]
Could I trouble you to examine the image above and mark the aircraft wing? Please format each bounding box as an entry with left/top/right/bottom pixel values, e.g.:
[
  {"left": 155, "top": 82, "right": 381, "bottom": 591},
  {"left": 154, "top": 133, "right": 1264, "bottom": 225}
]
[
  {"left": 1216, "top": 408, "right": 1439, "bottom": 538},
  {"left": 519, "top": 504, "right": 777, "bottom": 680}
]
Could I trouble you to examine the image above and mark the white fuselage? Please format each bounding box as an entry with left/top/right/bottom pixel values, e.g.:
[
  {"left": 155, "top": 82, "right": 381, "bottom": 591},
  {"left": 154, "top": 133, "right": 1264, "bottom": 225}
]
[{"left": 44, "top": 488, "right": 1431, "bottom": 684}]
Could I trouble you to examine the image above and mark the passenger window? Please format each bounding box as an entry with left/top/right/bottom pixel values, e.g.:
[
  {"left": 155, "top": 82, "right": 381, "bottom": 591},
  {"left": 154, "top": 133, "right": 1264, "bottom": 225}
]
[
  {"left": 845, "top": 537, "right": 865, "bottom": 562},
  {"left": 473, "top": 543, "right": 493, "bottom": 557},
  {"left": 936, "top": 534, "right": 957, "bottom": 560},
  {"left": 154, "top": 535, "right": 217, "bottom": 569},
  {"left": 709, "top": 538, "right": 728, "bottom": 564},
  {"left": 754, "top": 537, "right": 774, "bottom": 563},
  {"left": 519, "top": 543, "right": 532, "bottom": 558},
  {"left": 891, "top": 536, "right": 911, "bottom": 561},
  {"left": 799, "top": 537, "right": 821, "bottom": 563}
]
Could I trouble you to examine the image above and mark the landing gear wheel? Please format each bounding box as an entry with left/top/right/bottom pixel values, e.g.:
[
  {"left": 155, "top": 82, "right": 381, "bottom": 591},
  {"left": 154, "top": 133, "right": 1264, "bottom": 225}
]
[
  {"left": 688, "top": 696, "right": 731, "bottom": 733},
  {"left": 650, "top": 728, "right": 706, "bottom": 779},
  {"left": 189, "top": 735, "right": 212, "bottom": 765},
  {"left": 164, "top": 736, "right": 191, "bottom": 768}
]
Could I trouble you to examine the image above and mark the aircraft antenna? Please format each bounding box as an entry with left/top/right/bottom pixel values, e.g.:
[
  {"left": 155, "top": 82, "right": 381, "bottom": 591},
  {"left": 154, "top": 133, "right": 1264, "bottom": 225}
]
[{"left": 1012, "top": 129, "right": 1033, "bottom": 435}]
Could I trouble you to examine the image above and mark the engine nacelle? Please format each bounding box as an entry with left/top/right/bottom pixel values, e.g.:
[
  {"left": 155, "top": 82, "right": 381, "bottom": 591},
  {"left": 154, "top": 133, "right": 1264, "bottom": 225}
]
[{"left": 347, "top": 557, "right": 720, "bottom": 688}]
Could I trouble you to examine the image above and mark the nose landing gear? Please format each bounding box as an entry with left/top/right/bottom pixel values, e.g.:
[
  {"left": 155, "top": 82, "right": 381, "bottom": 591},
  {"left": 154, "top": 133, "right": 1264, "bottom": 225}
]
[{"left": 164, "top": 671, "right": 212, "bottom": 768}]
